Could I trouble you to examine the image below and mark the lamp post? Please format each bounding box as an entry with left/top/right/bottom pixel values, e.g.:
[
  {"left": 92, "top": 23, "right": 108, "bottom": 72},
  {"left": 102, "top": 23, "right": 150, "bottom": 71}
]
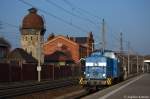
[{"left": 37, "top": 32, "right": 41, "bottom": 82}]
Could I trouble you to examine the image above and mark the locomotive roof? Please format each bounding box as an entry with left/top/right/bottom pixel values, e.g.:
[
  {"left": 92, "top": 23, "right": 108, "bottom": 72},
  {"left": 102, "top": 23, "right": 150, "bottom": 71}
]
[{"left": 86, "top": 53, "right": 106, "bottom": 62}]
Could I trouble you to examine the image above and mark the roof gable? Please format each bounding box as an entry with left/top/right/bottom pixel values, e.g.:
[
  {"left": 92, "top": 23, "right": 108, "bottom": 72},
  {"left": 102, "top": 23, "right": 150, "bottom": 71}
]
[
  {"left": 44, "top": 35, "right": 78, "bottom": 46},
  {"left": 0, "top": 37, "right": 11, "bottom": 48},
  {"left": 8, "top": 48, "right": 37, "bottom": 63},
  {"left": 71, "top": 37, "right": 88, "bottom": 44}
]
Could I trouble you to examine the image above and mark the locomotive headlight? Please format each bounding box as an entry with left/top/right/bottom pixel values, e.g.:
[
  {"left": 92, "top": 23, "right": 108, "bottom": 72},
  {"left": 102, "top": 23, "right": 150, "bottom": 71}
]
[
  {"left": 84, "top": 72, "right": 86, "bottom": 75},
  {"left": 87, "top": 74, "right": 90, "bottom": 77},
  {"left": 103, "top": 74, "right": 106, "bottom": 77}
]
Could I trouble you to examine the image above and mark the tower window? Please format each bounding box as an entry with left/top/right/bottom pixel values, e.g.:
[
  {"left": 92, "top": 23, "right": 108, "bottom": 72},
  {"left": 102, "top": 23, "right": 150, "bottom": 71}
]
[
  {"left": 30, "top": 51, "right": 32, "bottom": 55},
  {"left": 22, "top": 37, "right": 24, "bottom": 41},
  {"left": 25, "top": 37, "right": 27, "bottom": 41},
  {"left": 31, "top": 36, "right": 33, "bottom": 40}
]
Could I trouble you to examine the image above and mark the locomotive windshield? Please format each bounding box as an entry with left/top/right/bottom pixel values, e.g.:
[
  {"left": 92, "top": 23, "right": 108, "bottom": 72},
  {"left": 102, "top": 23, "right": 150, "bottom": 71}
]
[
  {"left": 85, "top": 65, "right": 106, "bottom": 79},
  {"left": 84, "top": 54, "right": 107, "bottom": 79}
]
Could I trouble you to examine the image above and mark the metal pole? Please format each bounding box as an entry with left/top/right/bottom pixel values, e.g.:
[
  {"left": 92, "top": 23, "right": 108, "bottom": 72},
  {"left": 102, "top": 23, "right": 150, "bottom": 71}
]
[
  {"left": 137, "top": 55, "right": 139, "bottom": 73},
  {"left": 37, "top": 66, "right": 41, "bottom": 82},
  {"left": 127, "top": 54, "right": 130, "bottom": 75},
  {"left": 147, "top": 64, "right": 149, "bottom": 72},
  {"left": 92, "top": 43, "right": 94, "bottom": 52},
  {"left": 127, "top": 42, "right": 130, "bottom": 75},
  {"left": 131, "top": 63, "right": 132, "bottom": 74},
  {"left": 37, "top": 31, "right": 41, "bottom": 82},
  {"left": 122, "top": 56, "right": 124, "bottom": 67},
  {"left": 120, "top": 32, "right": 123, "bottom": 52},
  {"left": 101, "top": 19, "right": 106, "bottom": 52},
  {"left": 53, "top": 65, "right": 54, "bottom": 80},
  {"left": 123, "top": 56, "right": 127, "bottom": 80},
  {"left": 142, "top": 56, "right": 145, "bottom": 73},
  {"left": 21, "top": 62, "right": 23, "bottom": 81}
]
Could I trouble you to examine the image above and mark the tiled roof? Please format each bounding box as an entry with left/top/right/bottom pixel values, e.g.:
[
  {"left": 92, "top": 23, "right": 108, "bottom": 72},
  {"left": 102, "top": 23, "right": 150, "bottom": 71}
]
[
  {"left": 22, "top": 8, "right": 44, "bottom": 30},
  {"left": 8, "top": 48, "right": 37, "bottom": 63},
  {"left": 44, "top": 51, "right": 74, "bottom": 63},
  {"left": 0, "top": 37, "right": 11, "bottom": 48},
  {"left": 74, "top": 37, "right": 88, "bottom": 44}
]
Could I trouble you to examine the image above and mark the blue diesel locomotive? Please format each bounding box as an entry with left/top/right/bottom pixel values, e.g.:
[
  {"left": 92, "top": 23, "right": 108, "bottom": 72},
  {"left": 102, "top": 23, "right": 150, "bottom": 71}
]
[{"left": 79, "top": 50, "right": 124, "bottom": 87}]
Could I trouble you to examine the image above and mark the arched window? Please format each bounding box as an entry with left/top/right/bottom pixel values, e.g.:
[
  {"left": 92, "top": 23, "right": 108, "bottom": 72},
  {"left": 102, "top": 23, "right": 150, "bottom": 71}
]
[
  {"left": 25, "top": 36, "right": 27, "bottom": 41},
  {"left": 31, "top": 36, "right": 33, "bottom": 40},
  {"left": 30, "top": 51, "right": 32, "bottom": 55}
]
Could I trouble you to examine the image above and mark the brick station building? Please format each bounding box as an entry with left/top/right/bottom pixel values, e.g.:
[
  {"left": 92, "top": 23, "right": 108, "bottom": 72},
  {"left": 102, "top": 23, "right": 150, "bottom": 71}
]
[
  {"left": 19, "top": 7, "right": 95, "bottom": 64},
  {"left": 43, "top": 32, "right": 94, "bottom": 63}
]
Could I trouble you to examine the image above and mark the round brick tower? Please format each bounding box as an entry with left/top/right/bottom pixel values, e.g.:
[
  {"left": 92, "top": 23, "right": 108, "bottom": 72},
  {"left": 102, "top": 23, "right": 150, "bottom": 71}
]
[{"left": 20, "top": 8, "right": 46, "bottom": 63}]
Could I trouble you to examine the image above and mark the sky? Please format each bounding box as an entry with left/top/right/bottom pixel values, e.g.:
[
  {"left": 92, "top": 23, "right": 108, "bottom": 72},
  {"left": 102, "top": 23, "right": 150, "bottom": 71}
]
[{"left": 0, "top": 0, "right": 150, "bottom": 55}]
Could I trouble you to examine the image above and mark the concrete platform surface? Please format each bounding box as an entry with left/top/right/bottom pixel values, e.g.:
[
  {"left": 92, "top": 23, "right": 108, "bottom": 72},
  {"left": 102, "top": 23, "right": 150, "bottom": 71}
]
[{"left": 83, "top": 73, "right": 150, "bottom": 99}]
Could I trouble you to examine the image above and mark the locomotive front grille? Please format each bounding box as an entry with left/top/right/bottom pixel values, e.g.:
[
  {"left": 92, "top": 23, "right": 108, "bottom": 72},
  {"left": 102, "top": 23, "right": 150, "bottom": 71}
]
[{"left": 87, "top": 80, "right": 106, "bottom": 85}]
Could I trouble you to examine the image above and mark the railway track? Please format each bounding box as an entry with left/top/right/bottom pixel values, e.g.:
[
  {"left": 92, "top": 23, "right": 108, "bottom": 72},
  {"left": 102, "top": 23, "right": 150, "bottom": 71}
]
[
  {"left": 54, "top": 87, "right": 107, "bottom": 99},
  {"left": 0, "top": 74, "right": 139, "bottom": 99},
  {"left": 0, "top": 78, "right": 78, "bottom": 98},
  {"left": 53, "top": 74, "right": 139, "bottom": 99},
  {"left": 65, "top": 74, "right": 141, "bottom": 99}
]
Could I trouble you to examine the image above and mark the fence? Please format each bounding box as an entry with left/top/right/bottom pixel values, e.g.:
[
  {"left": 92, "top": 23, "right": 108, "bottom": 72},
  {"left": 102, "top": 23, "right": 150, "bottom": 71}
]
[{"left": 0, "top": 63, "right": 81, "bottom": 82}]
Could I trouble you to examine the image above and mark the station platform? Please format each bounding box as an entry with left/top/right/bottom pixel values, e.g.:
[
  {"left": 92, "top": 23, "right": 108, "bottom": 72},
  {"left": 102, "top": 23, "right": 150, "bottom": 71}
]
[{"left": 83, "top": 73, "right": 150, "bottom": 99}]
